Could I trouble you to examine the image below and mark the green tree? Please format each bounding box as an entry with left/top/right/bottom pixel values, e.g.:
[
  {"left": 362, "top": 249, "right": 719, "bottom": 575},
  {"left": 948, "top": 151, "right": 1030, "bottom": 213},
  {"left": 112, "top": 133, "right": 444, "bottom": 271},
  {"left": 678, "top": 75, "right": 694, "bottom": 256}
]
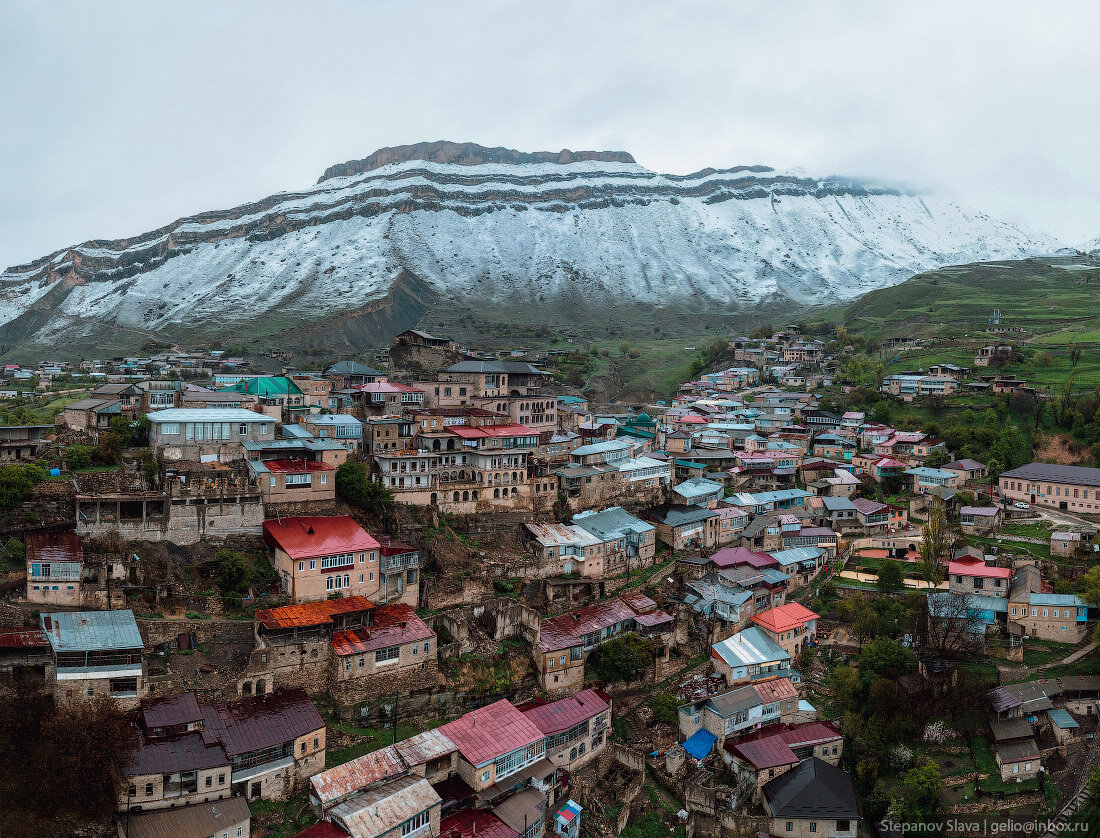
[
  {"left": 92, "top": 432, "right": 125, "bottom": 465},
  {"left": 66, "top": 445, "right": 94, "bottom": 471},
  {"left": 216, "top": 550, "right": 252, "bottom": 599},
  {"left": 0, "top": 463, "right": 45, "bottom": 511},
  {"left": 652, "top": 693, "right": 679, "bottom": 727},
  {"left": 891, "top": 762, "right": 942, "bottom": 821},
  {"left": 859, "top": 637, "right": 917, "bottom": 686},
  {"left": 876, "top": 561, "right": 904, "bottom": 591},
  {"left": 830, "top": 665, "right": 862, "bottom": 711},
  {"left": 917, "top": 501, "right": 948, "bottom": 585},
  {"left": 586, "top": 633, "right": 654, "bottom": 683},
  {"left": 336, "top": 460, "right": 393, "bottom": 516}
]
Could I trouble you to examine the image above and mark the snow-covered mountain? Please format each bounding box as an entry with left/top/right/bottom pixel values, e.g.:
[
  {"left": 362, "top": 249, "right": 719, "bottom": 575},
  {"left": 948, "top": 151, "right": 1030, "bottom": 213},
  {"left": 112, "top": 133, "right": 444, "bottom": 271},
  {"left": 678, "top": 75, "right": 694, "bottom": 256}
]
[{"left": 0, "top": 141, "right": 1060, "bottom": 357}]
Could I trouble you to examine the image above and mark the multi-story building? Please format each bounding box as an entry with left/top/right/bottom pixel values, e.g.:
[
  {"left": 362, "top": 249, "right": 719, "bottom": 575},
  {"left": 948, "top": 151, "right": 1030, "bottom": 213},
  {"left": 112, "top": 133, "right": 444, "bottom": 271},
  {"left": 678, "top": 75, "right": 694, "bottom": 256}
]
[
  {"left": 521, "top": 689, "right": 612, "bottom": 771},
  {"left": 677, "top": 677, "right": 799, "bottom": 745},
  {"left": 711, "top": 626, "right": 792, "bottom": 687},
  {"left": 750, "top": 603, "right": 819, "bottom": 659},
  {"left": 122, "top": 689, "right": 325, "bottom": 810},
  {"left": 147, "top": 408, "right": 274, "bottom": 463},
  {"left": 999, "top": 462, "right": 1100, "bottom": 513},
  {"left": 949, "top": 552, "right": 1010, "bottom": 599},
  {"left": 41, "top": 609, "right": 146, "bottom": 708},
  {"left": 297, "top": 414, "right": 363, "bottom": 452},
  {"left": 879, "top": 374, "right": 959, "bottom": 400},
  {"left": 264, "top": 516, "right": 382, "bottom": 602}
]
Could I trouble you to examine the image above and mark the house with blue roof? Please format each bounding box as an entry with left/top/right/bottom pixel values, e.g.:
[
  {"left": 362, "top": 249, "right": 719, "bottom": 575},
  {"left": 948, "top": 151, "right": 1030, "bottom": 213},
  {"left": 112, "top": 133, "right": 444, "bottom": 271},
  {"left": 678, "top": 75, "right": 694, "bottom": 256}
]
[
  {"left": 41, "top": 609, "right": 146, "bottom": 708},
  {"left": 726, "top": 489, "right": 812, "bottom": 515},
  {"left": 904, "top": 466, "right": 959, "bottom": 495},
  {"left": 673, "top": 476, "right": 725, "bottom": 509}
]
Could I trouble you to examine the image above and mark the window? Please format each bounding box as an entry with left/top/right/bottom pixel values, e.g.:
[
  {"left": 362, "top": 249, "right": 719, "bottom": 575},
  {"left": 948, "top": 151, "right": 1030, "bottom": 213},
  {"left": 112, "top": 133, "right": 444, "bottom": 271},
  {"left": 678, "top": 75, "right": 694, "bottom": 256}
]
[
  {"left": 359, "top": 574, "right": 364, "bottom": 583},
  {"left": 301, "top": 742, "right": 307, "bottom": 753},
  {"left": 327, "top": 577, "right": 334, "bottom": 591},
  {"left": 375, "top": 646, "right": 400, "bottom": 663},
  {"left": 548, "top": 656, "right": 554, "bottom": 668},
  {"left": 309, "top": 560, "right": 316, "bottom": 570},
  {"left": 358, "top": 657, "right": 365, "bottom": 668},
  {"left": 345, "top": 660, "right": 351, "bottom": 671},
  {"left": 219, "top": 773, "right": 225, "bottom": 785},
  {"left": 314, "top": 737, "right": 319, "bottom": 748},
  {"left": 321, "top": 553, "right": 353, "bottom": 569},
  {"left": 359, "top": 553, "right": 365, "bottom": 563},
  {"left": 837, "top": 821, "right": 850, "bottom": 833},
  {"left": 239, "top": 424, "right": 247, "bottom": 435},
  {"left": 286, "top": 473, "right": 310, "bottom": 486},
  {"left": 413, "top": 644, "right": 418, "bottom": 656},
  {"left": 481, "top": 770, "right": 491, "bottom": 782},
  {"left": 298, "top": 561, "right": 305, "bottom": 572},
  {"left": 206, "top": 775, "right": 212, "bottom": 787},
  {"left": 145, "top": 783, "right": 153, "bottom": 796},
  {"left": 786, "top": 823, "right": 793, "bottom": 833},
  {"left": 810, "top": 824, "right": 817, "bottom": 833},
  {"left": 160, "top": 422, "right": 180, "bottom": 434},
  {"left": 321, "top": 474, "right": 327, "bottom": 485}
]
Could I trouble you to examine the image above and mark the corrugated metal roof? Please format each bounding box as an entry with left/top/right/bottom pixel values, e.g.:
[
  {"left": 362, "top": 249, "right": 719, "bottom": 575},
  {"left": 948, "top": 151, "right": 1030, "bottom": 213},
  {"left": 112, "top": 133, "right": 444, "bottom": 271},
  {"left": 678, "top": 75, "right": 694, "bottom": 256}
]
[
  {"left": 0, "top": 628, "right": 49, "bottom": 648},
  {"left": 25, "top": 531, "right": 83, "bottom": 564},
  {"left": 263, "top": 516, "right": 380, "bottom": 560},
  {"left": 1000, "top": 462, "right": 1100, "bottom": 488},
  {"left": 752, "top": 603, "right": 820, "bottom": 634},
  {"left": 393, "top": 728, "right": 458, "bottom": 767},
  {"left": 40, "top": 609, "right": 143, "bottom": 652},
  {"left": 142, "top": 691, "right": 203, "bottom": 729},
  {"left": 128, "top": 730, "right": 229, "bottom": 775},
  {"left": 330, "top": 605, "right": 435, "bottom": 656},
  {"left": 310, "top": 745, "right": 407, "bottom": 805},
  {"left": 200, "top": 689, "right": 324, "bottom": 757},
  {"left": 521, "top": 689, "right": 610, "bottom": 735},
  {"left": 330, "top": 775, "right": 440, "bottom": 838},
  {"left": 571, "top": 506, "right": 654, "bottom": 540},
  {"left": 440, "top": 700, "right": 545, "bottom": 767},
  {"left": 1048, "top": 709, "right": 1080, "bottom": 729},
  {"left": 257, "top": 596, "right": 374, "bottom": 631},
  {"left": 711, "top": 626, "right": 789, "bottom": 668},
  {"left": 125, "top": 797, "right": 250, "bottom": 838}
]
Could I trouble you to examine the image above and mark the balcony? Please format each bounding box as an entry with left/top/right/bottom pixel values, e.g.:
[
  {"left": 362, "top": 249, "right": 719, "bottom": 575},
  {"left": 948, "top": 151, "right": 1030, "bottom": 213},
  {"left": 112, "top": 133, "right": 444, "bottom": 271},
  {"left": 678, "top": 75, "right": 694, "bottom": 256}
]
[{"left": 381, "top": 552, "right": 419, "bottom": 573}]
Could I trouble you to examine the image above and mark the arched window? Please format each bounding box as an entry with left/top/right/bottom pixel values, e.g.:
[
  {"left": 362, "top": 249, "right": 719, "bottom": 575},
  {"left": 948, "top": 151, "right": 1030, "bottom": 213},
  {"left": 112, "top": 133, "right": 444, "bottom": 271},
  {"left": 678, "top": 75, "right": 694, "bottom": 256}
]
[
  {"left": 453, "top": 492, "right": 460, "bottom": 502},
  {"left": 462, "top": 491, "right": 469, "bottom": 502},
  {"left": 241, "top": 681, "right": 252, "bottom": 696},
  {"left": 430, "top": 492, "right": 437, "bottom": 505},
  {"left": 471, "top": 490, "right": 478, "bottom": 500},
  {"left": 432, "top": 439, "right": 440, "bottom": 451},
  {"left": 256, "top": 679, "right": 266, "bottom": 696},
  {"left": 511, "top": 487, "right": 518, "bottom": 496},
  {"left": 494, "top": 488, "right": 500, "bottom": 499}
]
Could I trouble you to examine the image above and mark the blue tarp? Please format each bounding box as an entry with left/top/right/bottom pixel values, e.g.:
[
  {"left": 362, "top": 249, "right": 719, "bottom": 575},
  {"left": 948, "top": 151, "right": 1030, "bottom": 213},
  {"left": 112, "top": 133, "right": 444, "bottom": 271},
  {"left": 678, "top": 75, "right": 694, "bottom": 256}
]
[{"left": 682, "top": 728, "right": 717, "bottom": 760}]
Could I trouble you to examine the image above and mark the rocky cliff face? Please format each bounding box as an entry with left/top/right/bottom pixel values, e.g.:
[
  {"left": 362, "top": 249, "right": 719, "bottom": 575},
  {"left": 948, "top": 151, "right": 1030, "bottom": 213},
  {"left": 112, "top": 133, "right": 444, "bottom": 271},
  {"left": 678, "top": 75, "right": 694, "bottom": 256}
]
[
  {"left": 0, "top": 143, "right": 1060, "bottom": 359},
  {"left": 318, "top": 141, "right": 637, "bottom": 181}
]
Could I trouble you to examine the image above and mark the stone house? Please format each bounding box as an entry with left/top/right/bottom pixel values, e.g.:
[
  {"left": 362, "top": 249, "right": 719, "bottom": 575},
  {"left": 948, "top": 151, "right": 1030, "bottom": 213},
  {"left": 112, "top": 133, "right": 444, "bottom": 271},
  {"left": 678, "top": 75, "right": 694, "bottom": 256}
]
[
  {"left": 535, "top": 594, "right": 673, "bottom": 694},
  {"left": 678, "top": 677, "right": 799, "bottom": 745},
  {"left": 521, "top": 688, "right": 612, "bottom": 771},
  {"left": 643, "top": 505, "right": 721, "bottom": 551},
  {"left": 297, "top": 414, "right": 363, "bottom": 453},
  {"left": 995, "top": 739, "right": 1041, "bottom": 782},
  {"left": 243, "top": 598, "right": 437, "bottom": 705},
  {"left": 122, "top": 798, "right": 251, "bottom": 838},
  {"left": 1008, "top": 592, "right": 1088, "bottom": 642},
  {"left": 251, "top": 459, "right": 337, "bottom": 508},
  {"left": 122, "top": 689, "right": 325, "bottom": 811},
  {"left": 750, "top": 603, "right": 819, "bottom": 660},
  {"left": 998, "top": 462, "right": 1100, "bottom": 513},
  {"left": 60, "top": 397, "right": 121, "bottom": 432},
  {"left": 949, "top": 553, "right": 1010, "bottom": 598},
  {"left": 264, "top": 516, "right": 383, "bottom": 603},
  {"left": 147, "top": 408, "right": 274, "bottom": 463},
  {"left": 42, "top": 609, "right": 145, "bottom": 708},
  {"left": 760, "top": 757, "right": 858, "bottom": 838},
  {"left": 0, "top": 423, "right": 52, "bottom": 461},
  {"left": 711, "top": 626, "right": 792, "bottom": 687},
  {"left": 960, "top": 505, "right": 1001, "bottom": 535}
]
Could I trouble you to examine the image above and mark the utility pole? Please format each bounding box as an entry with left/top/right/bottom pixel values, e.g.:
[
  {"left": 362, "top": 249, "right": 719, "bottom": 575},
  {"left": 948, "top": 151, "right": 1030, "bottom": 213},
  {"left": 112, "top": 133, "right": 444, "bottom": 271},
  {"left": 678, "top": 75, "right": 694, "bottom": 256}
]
[{"left": 392, "top": 690, "right": 399, "bottom": 744}]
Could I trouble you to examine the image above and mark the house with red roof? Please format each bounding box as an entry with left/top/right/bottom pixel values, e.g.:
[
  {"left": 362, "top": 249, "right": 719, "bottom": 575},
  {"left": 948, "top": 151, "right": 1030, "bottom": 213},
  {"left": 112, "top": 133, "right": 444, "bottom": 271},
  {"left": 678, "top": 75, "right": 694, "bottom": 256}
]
[
  {"left": 244, "top": 597, "right": 437, "bottom": 704},
  {"left": 751, "top": 603, "right": 820, "bottom": 659},
  {"left": 264, "top": 516, "right": 383, "bottom": 603},
  {"left": 949, "top": 552, "right": 1010, "bottom": 598},
  {"left": 535, "top": 594, "right": 674, "bottom": 694},
  {"left": 724, "top": 721, "right": 843, "bottom": 802},
  {"left": 520, "top": 688, "right": 612, "bottom": 771}
]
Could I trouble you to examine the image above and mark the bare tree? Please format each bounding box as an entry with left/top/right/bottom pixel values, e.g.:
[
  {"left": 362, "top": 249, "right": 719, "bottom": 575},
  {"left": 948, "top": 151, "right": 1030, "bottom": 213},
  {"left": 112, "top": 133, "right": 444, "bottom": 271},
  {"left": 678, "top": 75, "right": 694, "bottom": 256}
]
[
  {"left": 917, "top": 591, "right": 985, "bottom": 658},
  {"left": 1052, "top": 375, "right": 1078, "bottom": 428},
  {"left": 917, "top": 499, "right": 948, "bottom": 585}
]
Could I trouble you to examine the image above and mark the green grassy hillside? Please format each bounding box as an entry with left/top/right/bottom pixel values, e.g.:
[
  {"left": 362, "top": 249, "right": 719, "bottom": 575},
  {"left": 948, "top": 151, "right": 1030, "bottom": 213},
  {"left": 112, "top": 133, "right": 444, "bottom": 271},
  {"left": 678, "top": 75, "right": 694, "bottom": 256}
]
[{"left": 837, "top": 255, "right": 1100, "bottom": 388}]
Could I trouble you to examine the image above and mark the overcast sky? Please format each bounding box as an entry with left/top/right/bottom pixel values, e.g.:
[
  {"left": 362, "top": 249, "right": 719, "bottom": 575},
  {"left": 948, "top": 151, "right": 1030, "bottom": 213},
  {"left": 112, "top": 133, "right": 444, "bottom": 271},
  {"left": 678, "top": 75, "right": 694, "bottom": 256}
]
[{"left": 3, "top": 0, "right": 1099, "bottom": 268}]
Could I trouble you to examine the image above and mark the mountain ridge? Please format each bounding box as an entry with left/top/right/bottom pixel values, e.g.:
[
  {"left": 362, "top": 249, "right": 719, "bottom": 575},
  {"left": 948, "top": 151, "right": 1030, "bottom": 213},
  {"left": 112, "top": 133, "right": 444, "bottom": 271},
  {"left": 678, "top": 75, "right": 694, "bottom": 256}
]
[{"left": 0, "top": 143, "right": 1061, "bottom": 361}]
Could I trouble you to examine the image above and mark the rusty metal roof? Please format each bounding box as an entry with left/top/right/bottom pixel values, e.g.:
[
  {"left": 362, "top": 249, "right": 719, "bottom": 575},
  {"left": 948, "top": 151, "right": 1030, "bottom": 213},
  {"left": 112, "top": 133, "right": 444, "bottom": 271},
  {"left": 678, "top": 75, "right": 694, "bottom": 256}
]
[
  {"left": 310, "top": 745, "right": 406, "bottom": 805},
  {"left": 329, "top": 774, "right": 441, "bottom": 838},
  {"left": 440, "top": 700, "right": 545, "bottom": 767},
  {"left": 0, "top": 628, "right": 49, "bottom": 649},
  {"left": 125, "top": 797, "right": 250, "bottom": 838},
  {"left": 394, "top": 728, "right": 457, "bottom": 767},
  {"left": 330, "top": 605, "right": 434, "bottom": 656},
  {"left": 25, "top": 531, "right": 83, "bottom": 564},
  {"left": 257, "top": 596, "right": 374, "bottom": 630}
]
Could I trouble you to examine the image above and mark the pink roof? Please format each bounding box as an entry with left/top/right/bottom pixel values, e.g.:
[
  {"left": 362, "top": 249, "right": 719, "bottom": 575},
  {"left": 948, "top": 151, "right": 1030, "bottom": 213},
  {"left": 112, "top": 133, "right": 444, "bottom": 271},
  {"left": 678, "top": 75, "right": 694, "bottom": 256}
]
[
  {"left": 874, "top": 457, "right": 907, "bottom": 469},
  {"left": 330, "top": 605, "right": 435, "bottom": 656},
  {"left": 263, "top": 515, "right": 380, "bottom": 560},
  {"left": 752, "top": 603, "right": 820, "bottom": 633},
  {"left": 710, "top": 547, "right": 777, "bottom": 569},
  {"left": 727, "top": 721, "right": 842, "bottom": 769},
  {"left": 676, "top": 415, "right": 706, "bottom": 424},
  {"left": 521, "top": 689, "right": 610, "bottom": 735},
  {"left": 440, "top": 810, "right": 518, "bottom": 838},
  {"left": 440, "top": 699, "right": 545, "bottom": 766},
  {"left": 949, "top": 555, "right": 1010, "bottom": 579}
]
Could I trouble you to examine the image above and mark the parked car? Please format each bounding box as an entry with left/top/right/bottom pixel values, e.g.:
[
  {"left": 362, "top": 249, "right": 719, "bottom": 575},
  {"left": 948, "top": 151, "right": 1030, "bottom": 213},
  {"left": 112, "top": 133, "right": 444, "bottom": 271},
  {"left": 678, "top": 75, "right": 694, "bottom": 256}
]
[{"left": 1014, "top": 501, "right": 1030, "bottom": 509}]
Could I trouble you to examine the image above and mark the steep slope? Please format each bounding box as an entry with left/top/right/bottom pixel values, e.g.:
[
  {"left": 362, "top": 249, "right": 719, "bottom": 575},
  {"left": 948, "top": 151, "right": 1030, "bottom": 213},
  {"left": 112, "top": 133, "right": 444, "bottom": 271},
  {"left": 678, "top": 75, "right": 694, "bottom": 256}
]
[{"left": 0, "top": 142, "right": 1060, "bottom": 359}]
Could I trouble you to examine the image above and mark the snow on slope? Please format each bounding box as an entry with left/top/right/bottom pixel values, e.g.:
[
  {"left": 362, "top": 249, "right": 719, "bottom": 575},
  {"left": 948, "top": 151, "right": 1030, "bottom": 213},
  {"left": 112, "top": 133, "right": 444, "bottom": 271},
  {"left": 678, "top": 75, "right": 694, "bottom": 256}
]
[{"left": 0, "top": 153, "right": 1061, "bottom": 349}]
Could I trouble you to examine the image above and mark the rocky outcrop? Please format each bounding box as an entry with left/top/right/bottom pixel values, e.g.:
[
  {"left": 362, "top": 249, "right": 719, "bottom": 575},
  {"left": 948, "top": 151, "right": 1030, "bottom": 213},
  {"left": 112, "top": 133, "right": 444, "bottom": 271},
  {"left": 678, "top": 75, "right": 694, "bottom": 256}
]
[{"left": 318, "top": 141, "right": 636, "bottom": 181}]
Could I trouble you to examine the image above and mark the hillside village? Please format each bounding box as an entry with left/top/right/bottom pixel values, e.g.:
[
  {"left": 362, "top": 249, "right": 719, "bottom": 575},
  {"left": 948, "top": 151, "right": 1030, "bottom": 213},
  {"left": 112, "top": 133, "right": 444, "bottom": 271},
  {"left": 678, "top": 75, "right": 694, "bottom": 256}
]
[{"left": 2, "top": 322, "right": 1100, "bottom": 838}]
